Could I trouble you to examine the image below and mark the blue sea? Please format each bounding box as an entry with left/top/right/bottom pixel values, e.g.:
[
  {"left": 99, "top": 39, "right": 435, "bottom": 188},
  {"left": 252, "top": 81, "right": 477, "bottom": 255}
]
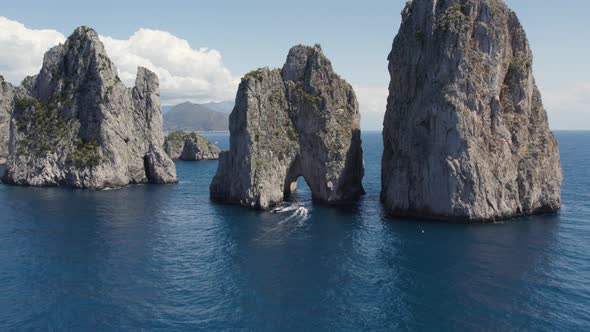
[{"left": 0, "top": 131, "right": 588, "bottom": 331}]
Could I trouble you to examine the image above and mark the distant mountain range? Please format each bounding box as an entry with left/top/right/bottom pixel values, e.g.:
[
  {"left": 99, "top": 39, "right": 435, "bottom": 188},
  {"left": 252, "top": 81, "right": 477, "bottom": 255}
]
[
  {"left": 162, "top": 101, "right": 234, "bottom": 132},
  {"left": 200, "top": 101, "right": 234, "bottom": 114}
]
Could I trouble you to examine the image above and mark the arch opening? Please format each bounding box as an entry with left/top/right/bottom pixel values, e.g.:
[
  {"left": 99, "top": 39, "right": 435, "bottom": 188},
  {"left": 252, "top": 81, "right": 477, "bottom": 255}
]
[{"left": 283, "top": 175, "right": 313, "bottom": 203}]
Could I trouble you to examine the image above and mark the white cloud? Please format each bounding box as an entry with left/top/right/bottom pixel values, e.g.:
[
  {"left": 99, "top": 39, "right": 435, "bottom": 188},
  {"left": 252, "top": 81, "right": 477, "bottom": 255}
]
[
  {"left": 353, "top": 85, "right": 388, "bottom": 130},
  {"left": 0, "top": 17, "right": 65, "bottom": 85},
  {"left": 0, "top": 16, "right": 586, "bottom": 130},
  {"left": 0, "top": 16, "right": 238, "bottom": 105},
  {"left": 100, "top": 29, "right": 238, "bottom": 105},
  {"left": 542, "top": 82, "right": 590, "bottom": 114},
  {"left": 541, "top": 82, "right": 590, "bottom": 130}
]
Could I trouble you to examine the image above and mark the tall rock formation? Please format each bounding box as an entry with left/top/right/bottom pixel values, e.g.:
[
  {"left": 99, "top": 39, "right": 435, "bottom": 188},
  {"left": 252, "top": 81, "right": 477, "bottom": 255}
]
[
  {"left": 0, "top": 76, "right": 15, "bottom": 164},
  {"left": 164, "top": 131, "right": 221, "bottom": 161},
  {"left": 210, "top": 45, "right": 364, "bottom": 209},
  {"left": 2, "top": 26, "right": 176, "bottom": 188},
  {"left": 382, "top": 0, "right": 562, "bottom": 222}
]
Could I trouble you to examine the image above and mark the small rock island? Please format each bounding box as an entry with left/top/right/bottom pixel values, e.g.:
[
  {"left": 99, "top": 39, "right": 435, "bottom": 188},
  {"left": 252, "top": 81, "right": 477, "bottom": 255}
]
[
  {"left": 1, "top": 26, "right": 177, "bottom": 188},
  {"left": 164, "top": 131, "right": 220, "bottom": 161},
  {"left": 210, "top": 45, "right": 364, "bottom": 209},
  {"left": 381, "top": 0, "right": 562, "bottom": 222}
]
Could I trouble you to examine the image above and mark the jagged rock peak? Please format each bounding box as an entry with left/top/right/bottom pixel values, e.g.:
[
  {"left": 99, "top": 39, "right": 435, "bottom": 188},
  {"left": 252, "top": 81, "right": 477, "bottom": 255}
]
[
  {"left": 164, "top": 131, "right": 221, "bottom": 161},
  {"left": 282, "top": 44, "right": 324, "bottom": 80},
  {"left": 210, "top": 44, "right": 364, "bottom": 210},
  {"left": 2, "top": 26, "right": 176, "bottom": 188},
  {"left": 381, "top": 0, "right": 562, "bottom": 222}
]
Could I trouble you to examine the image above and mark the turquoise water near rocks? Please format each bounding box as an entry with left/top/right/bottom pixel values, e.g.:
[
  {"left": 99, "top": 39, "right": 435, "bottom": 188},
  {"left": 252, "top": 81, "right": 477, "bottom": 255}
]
[{"left": 0, "top": 131, "right": 588, "bottom": 331}]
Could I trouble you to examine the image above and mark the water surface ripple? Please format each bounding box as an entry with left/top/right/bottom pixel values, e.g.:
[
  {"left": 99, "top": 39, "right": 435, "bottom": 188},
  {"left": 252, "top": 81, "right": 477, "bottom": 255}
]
[{"left": 0, "top": 132, "right": 588, "bottom": 331}]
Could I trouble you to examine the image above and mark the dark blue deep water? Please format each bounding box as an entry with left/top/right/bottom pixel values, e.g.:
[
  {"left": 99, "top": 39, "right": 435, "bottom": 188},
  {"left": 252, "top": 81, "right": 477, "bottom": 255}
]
[{"left": 0, "top": 131, "right": 589, "bottom": 331}]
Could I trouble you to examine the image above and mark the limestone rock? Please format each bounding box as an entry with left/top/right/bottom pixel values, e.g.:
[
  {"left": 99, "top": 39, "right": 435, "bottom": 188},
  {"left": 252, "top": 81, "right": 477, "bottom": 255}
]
[
  {"left": 0, "top": 76, "right": 15, "bottom": 164},
  {"left": 381, "top": 0, "right": 562, "bottom": 222},
  {"left": 2, "top": 26, "right": 176, "bottom": 188},
  {"left": 145, "top": 146, "right": 177, "bottom": 183},
  {"left": 164, "top": 131, "right": 221, "bottom": 161},
  {"left": 210, "top": 45, "right": 364, "bottom": 210}
]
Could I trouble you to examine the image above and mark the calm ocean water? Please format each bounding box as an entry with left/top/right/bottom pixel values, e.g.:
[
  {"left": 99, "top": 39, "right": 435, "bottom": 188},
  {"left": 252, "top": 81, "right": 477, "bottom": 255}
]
[{"left": 0, "top": 131, "right": 588, "bottom": 331}]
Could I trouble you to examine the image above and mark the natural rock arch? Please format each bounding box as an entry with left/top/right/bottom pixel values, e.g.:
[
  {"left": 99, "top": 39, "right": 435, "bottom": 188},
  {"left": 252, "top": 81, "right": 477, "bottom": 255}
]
[
  {"left": 210, "top": 45, "right": 364, "bottom": 210},
  {"left": 281, "top": 157, "right": 325, "bottom": 202}
]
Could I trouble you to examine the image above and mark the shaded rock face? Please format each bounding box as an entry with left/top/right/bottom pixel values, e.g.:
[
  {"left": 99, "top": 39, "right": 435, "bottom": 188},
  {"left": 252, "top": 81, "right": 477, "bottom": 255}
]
[
  {"left": 382, "top": 0, "right": 562, "bottom": 222},
  {"left": 164, "top": 131, "right": 221, "bottom": 161},
  {"left": 0, "top": 76, "right": 15, "bottom": 164},
  {"left": 2, "top": 26, "right": 176, "bottom": 188},
  {"left": 210, "top": 45, "right": 364, "bottom": 210}
]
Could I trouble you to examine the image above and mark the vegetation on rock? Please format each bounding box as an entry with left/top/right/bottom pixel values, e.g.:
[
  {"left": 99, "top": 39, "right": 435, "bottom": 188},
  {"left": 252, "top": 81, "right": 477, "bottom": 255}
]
[
  {"left": 68, "top": 138, "right": 103, "bottom": 167},
  {"left": 164, "top": 131, "right": 220, "bottom": 161},
  {"left": 243, "top": 69, "right": 263, "bottom": 81},
  {"left": 14, "top": 97, "right": 72, "bottom": 156},
  {"left": 436, "top": 3, "right": 470, "bottom": 32}
]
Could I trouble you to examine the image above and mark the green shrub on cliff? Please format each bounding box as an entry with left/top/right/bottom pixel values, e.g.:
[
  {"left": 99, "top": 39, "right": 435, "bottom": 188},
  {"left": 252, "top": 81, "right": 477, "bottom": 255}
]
[
  {"left": 436, "top": 3, "right": 469, "bottom": 32},
  {"left": 296, "top": 87, "right": 320, "bottom": 105},
  {"left": 243, "top": 69, "right": 263, "bottom": 81},
  {"left": 14, "top": 97, "right": 71, "bottom": 156},
  {"left": 68, "top": 138, "right": 102, "bottom": 167}
]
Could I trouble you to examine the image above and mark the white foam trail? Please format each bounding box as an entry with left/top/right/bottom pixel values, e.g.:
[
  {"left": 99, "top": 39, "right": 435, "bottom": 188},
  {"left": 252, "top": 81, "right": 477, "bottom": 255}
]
[
  {"left": 297, "top": 207, "right": 310, "bottom": 225},
  {"left": 100, "top": 187, "right": 122, "bottom": 191},
  {"left": 279, "top": 207, "right": 302, "bottom": 224},
  {"left": 279, "top": 206, "right": 311, "bottom": 225},
  {"left": 301, "top": 207, "right": 309, "bottom": 219},
  {"left": 256, "top": 205, "right": 312, "bottom": 243},
  {"left": 275, "top": 205, "right": 300, "bottom": 213}
]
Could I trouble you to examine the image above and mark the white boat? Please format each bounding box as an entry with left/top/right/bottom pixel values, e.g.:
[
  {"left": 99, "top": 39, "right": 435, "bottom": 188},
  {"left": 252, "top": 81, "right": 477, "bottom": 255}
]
[{"left": 272, "top": 207, "right": 285, "bottom": 213}]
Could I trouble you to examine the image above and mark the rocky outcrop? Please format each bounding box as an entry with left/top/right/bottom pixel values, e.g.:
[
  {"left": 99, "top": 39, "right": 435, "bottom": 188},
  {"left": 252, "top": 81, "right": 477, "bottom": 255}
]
[
  {"left": 0, "top": 76, "right": 15, "bottom": 164},
  {"left": 381, "top": 0, "right": 562, "bottom": 222},
  {"left": 2, "top": 26, "right": 177, "bottom": 188},
  {"left": 210, "top": 45, "right": 364, "bottom": 210},
  {"left": 164, "top": 131, "right": 220, "bottom": 161}
]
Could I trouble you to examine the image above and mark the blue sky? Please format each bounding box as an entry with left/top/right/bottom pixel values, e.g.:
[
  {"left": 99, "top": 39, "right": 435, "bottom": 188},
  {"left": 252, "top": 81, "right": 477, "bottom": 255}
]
[{"left": 2, "top": 0, "right": 589, "bottom": 130}]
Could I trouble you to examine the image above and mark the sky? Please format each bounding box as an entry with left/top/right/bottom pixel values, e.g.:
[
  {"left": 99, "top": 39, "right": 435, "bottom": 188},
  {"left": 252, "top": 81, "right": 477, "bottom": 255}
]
[{"left": 1, "top": 0, "right": 588, "bottom": 130}]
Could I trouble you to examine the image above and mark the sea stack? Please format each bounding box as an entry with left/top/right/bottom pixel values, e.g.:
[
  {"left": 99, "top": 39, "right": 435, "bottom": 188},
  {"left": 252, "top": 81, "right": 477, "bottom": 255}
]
[
  {"left": 210, "top": 45, "right": 364, "bottom": 209},
  {"left": 0, "top": 76, "right": 15, "bottom": 164},
  {"left": 164, "top": 131, "right": 221, "bottom": 161},
  {"left": 381, "top": 0, "right": 562, "bottom": 222},
  {"left": 2, "top": 26, "right": 176, "bottom": 188}
]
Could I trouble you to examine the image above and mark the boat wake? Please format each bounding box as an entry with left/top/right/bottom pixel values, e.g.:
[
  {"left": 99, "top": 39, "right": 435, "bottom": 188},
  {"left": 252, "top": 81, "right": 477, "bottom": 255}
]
[
  {"left": 278, "top": 205, "right": 310, "bottom": 225},
  {"left": 256, "top": 204, "right": 311, "bottom": 243}
]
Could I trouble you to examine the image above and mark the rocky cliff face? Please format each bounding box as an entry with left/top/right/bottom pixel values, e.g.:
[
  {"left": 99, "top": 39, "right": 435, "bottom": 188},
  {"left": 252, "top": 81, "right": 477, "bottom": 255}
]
[
  {"left": 0, "top": 76, "right": 15, "bottom": 164},
  {"left": 382, "top": 0, "right": 562, "bottom": 222},
  {"left": 2, "top": 26, "right": 176, "bottom": 188},
  {"left": 164, "top": 131, "right": 221, "bottom": 161},
  {"left": 210, "top": 45, "right": 364, "bottom": 209}
]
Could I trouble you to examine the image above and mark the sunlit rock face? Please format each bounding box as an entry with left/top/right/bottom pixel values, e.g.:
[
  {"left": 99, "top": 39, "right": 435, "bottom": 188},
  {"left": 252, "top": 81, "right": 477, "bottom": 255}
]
[
  {"left": 210, "top": 45, "right": 364, "bottom": 210},
  {"left": 381, "top": 0, "right": 562, "bottom": 222},
  {"left": 0, "top": 76, "right": 15, "bottom": 164},
  {"left": 2, "top": 26, "right": 176, "bottom": 188}
]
